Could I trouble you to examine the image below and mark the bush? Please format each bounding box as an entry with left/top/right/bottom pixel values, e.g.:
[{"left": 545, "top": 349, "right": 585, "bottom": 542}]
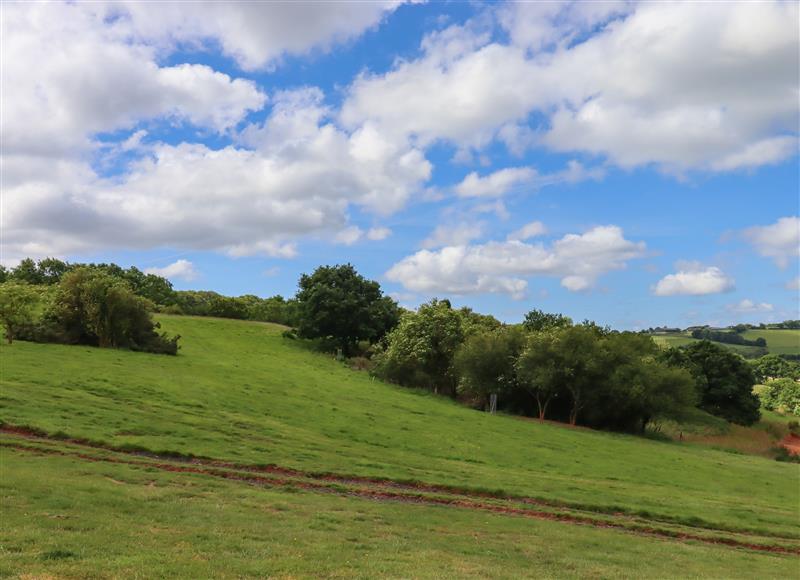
[
  {"left": 758, "top": 378, "right": 800, "bottom": 416},
  {"left": 31, "top": 268, "right": 180, "bottom": 355}
]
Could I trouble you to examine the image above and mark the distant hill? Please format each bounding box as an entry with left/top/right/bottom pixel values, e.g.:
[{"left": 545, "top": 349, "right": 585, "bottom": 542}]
[{"left": 648, "top": 326, "right": 800, "bottom": 359}]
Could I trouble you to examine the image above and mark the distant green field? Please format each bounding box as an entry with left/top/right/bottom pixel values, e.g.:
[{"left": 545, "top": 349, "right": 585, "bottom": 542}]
[
  {"left": 650, "top": 329, "right": 800, "bottom": 358},
  {"left": 1, "top": 315, "right": 798, "bottom": 576},
  {"left": 743, "top": 329, "right": 800, "bottom": 355}
]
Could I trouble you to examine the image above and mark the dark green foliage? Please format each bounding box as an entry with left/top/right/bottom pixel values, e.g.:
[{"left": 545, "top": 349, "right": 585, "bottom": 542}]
[
  {"left": 751, "top": 354, "right": 800, "bottom": 382},
  {"left": 373, "top": 299, "right": 464, "bottom": 396},
  {"left": 0, "top": 282, "right": 42, "bottom": 343},
  {"left": 295, "top": 264, "right": 399, "bottom": 354},
  {"left": 665, "top": 341, "right": 760, "bottom": 425},
  {"left": 522, "top": 308, "right": 573, "bottom": 332},
  {"left": 758, "top": 378, "right": 800, "bottom": 416},
  {"left": 32, "top": 268, "right": 180, "bottom": 355},
  {"left": 454, "top": 326, "right": 525, "bottom": 408}
]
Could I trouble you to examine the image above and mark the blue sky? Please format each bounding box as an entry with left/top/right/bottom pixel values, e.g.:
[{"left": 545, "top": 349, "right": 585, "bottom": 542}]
[{"left": 4, "top": 1, "right": 799, "bottom": 329}]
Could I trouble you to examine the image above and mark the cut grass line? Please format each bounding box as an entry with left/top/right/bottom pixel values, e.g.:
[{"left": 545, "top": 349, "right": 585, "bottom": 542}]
[{"left": 3, "top": 432, "right": 798, "bottom": 555}]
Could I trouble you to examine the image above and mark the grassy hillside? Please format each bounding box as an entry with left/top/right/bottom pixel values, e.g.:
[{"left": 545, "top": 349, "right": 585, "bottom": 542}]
[
  {"left": 650, "top": 329, "right": 800, "bottom": 357},
  {"left": 2, "top": 315, "right": 798, "bottom": 575},
  {"left": 742, "top": 329, "right": 800, "bottom": 356}
]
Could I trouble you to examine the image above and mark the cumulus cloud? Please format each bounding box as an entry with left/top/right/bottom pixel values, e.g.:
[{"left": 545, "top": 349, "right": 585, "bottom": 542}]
[
  {"left": 334, "top": 227, "right": 364, "bottom": 246},
  {"left": 4, "top": 88, "right": 430, "bottom": 260},
  {"left": 105, "top": 1, "right": 406, "bottom": 71},
  {"left": 3, "top": 3, "right": 266, "bottom": 157},
  {"left": 743, "top": 216, "right": 800, "bottom": 268},
  {"left": 388, "top": 225, "right": 645, "bottom": 297},
  {"left": 145, "top": 259, "right": 199, "bottom": 281},
  {"left": 653, "top": 263, "right": 735, "bottom": 296},
  {"left": 367, "top": 227, "right": 392, "bottom": 241},
  {"left": 507, "top": 221, "right": 547, "bottom": 242},
  {"left": 342, "top": 1, "right": 799, "bottom": 172},
  {"left": 456, "top": 167, "right": 535, "bottom": 198},
  {"left": 726, "top": 299, "right": 774, "bottom": 314},
  {"left": 421, "top": 223, "right": 485, "bottom": 249}
]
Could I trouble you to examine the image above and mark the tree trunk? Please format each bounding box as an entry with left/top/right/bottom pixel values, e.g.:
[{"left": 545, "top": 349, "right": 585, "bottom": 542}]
[{"left": 535, "top": 395, "right": 551, "bottom": 421}]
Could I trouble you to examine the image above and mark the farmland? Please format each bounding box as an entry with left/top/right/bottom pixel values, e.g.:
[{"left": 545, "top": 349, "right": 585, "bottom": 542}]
[
  {"left": 1, "top": 315, "right": 798, "bottom": 577},
  {"left": 650, "top": 329, "right": 800, "bottom": 358}
]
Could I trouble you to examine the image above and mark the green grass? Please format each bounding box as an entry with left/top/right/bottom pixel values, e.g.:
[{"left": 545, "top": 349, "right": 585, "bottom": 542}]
[
  {"left": 650, "top": 331, "right": 774, "bottom": 358},
  {"left": 3, "top": 449, "right": 796, "bottom": 579},
  {"left": 743, "top": 329, "right": 800, "bottom": 356},
  {"left": 1, "top": 315, "right": 799, "bottom": 576}
]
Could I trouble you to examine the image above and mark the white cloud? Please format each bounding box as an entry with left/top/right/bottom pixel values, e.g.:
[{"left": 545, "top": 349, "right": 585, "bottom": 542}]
[
  {"left": 388, "top": 225, "right": 645, "bottom": 297},
  {"left": 421, "top": 223, "right": 485, "bottom": 249},
  {"left": 145, "top": 259, "right": 199, "bottom": 281},
  {"left": 342, "top": 1, "right": 798, "bottom": 172},
  {"left": 507, "top": 221, "right": 547, "bottom": 242},
  {"left": 653, "top": 263, "right": 735, "bottom": 296},
  {"left": 456, "top": 167, "right": 534, "bottom": 198},
  {"left": 726, "top": 299, "right": 774, "bottom": 314},
  {"left": 3, "top": 3, "right": 266, "bottom": 157},
  {"left": 367, "top": 227, "right": 392, "bottom": 241},
  {"left": 743, "top": 216, "right": 800, "bottom": 268},
  {"left": 106, "top": 1, "right": 405, "bottom": 71},
  {"left": 454, "top": 161, "right": 604, "bottom": 199},
  {"left": 3, "top": 88, "right": 431, "bottom": 260},
  {"left": 334, "top": 226, "right": 364, "bottom": 246}
]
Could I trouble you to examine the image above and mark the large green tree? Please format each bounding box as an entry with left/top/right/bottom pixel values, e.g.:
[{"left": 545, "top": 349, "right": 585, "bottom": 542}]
[
  {"left": 295, "top": 264, "right": 399, "bottom": 354},
  {"left": 373, "top": 299, "right": 464, "bottom": 396},
  {"left": 665, "top": 341, "right": 760, "bottom": 425},
  {"left": 454, "top": 326, "right": 524, "bottom": 409}
]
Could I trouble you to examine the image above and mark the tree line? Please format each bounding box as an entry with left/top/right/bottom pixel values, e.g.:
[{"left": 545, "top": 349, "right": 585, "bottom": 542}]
[{"left": 2, "top": 259, "right": 786, "bottom": 430}]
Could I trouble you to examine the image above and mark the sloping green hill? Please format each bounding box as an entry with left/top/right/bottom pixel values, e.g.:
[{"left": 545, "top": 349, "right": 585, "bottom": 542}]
[
  {"left": 1, "top": 315, "right": 798, "bottom": 576},
  {"left": 743, "top": 329, "right": 800, "bottom": 355},
  {"left": 650, "top": 329, "right": 800, "bottom": 358}
]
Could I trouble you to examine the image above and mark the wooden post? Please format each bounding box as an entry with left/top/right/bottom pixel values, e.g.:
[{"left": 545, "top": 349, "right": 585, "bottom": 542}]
[{"left": 489, "top": 393, "right": 497, "bottom": 415}]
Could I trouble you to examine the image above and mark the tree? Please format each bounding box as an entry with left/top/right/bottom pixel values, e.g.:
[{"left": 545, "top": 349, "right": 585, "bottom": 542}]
[
  {"left": 667, "top": 341, "right": 760, "bottom": 425},
  {"left": 516, "top": 330, "right": 563, "bottom": 420},
  {"left": 522, "top": 309, "right": 572, "bottom": 333},
  {"left": 758, "top": 378, "right": 800, "bottom": 416},
  {"left": 588, "top": 333, "right": 696, "bottom": 432},
  {"left": 36, "top": 258, "right": 70, "bottom": 284},
  {"left": 11, "top": 258, "right": 44, "bottom": 285},
  {"left": 295, "top": 264, "right": 399, "bottom": 354},
  {"left": 454, "top": 327, "right": 524, "bottom": 409},
  {"left": 0, "top": 282, "right": 40, "bottom": 343},
  {"left": 752, "top": 355, "right": 800, "bottom": 382},
  {"left": 46, "top": 268, "right": 179, "bottom": 354},
  {"left": 373, "top": 299, "right": 464, "bottom": 395}
]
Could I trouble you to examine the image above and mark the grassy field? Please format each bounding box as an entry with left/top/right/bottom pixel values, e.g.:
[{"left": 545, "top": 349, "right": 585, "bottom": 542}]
[
  {"left": 650, "top": 329, "right": 800, "bottom": 358},
  {"left": 4, "top": 449, "right": 797, "bottom": 579},
  {"left": 743, "top": 329, "right": 800, "bottom": 356},
  {"left": 1, "top": 315, "right": 799, "bottom": 576}
]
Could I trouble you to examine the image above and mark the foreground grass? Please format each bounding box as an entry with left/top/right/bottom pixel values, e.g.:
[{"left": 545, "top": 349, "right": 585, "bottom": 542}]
[
  {"left": 1, "top": 449, "right": 797, "bottom": 579},
  {"left": 1, "top": 316, "right": 798, "bottom": 538}
]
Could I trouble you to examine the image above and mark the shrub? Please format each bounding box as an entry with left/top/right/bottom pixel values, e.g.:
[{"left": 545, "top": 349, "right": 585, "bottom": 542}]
[{"left": 36, "top": 268, "right": 180, "bottom": 355}]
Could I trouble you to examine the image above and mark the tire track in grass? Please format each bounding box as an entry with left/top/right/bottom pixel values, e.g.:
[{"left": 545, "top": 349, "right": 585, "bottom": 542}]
[{"left": 1, "top": 426, "right": 798, "bottom": 555}]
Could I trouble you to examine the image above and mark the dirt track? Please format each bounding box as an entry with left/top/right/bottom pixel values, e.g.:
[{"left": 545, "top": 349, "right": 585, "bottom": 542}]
[{"left": 2, "top": 424, "right": 798, "bottom": 556}]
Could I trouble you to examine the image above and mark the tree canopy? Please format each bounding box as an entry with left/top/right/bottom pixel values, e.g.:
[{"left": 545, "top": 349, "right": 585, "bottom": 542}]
[{"left": 295, "top": 264, "right": 399, "bottom": 353}]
